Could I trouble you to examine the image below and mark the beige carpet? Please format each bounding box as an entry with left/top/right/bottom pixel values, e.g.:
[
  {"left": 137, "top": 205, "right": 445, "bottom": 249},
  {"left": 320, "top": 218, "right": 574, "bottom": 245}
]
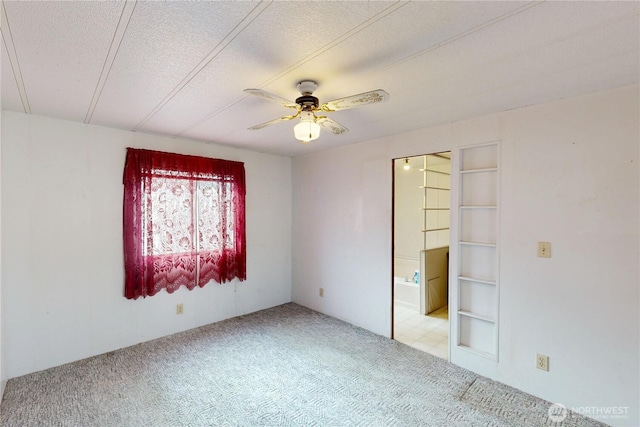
[{"left": 0, "top": 303, "right": 606, "bottom": 426}]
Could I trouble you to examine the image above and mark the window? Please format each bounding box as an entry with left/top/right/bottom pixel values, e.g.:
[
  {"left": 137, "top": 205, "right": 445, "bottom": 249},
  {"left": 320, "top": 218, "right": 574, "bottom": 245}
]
[{"left": 123, "top": 148, "right": 246, "bottom": 299}]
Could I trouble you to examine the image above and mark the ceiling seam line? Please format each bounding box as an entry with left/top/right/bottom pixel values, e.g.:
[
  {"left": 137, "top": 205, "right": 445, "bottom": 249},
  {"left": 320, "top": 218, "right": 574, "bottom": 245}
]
[
  {"left": 437, "top": 10, "right": 640, "bottom": 95},
  {"left": 84, "top": 0, "right": 137, "bottom": 124},
  {"left": 174, "top": 94, "right": 252, "bottom": 138},
  {"left": 253, "top": 1, "right": 409, "bottom": 90},
  {"left": 465, "top": 48, "right": 640, "bottom": 110},
  {"left": 132, "top": 0, "right": 272, "bottom": 132},
  {"left": 174, "top": 1, "right": 408, "bottom": 138},
  {"left": 0, "top": 25, "right": 25, "bottom": 112},
  {"left": 392, "top": 44, "right": 640, "bottom": 125},
  {"left": 1, "top": 1, "right": 31, "bottom": 113},
  {"left": 382, "top": 8, "right": 640, "bottom": 118},
  {"left": 381, "top": 0, "right": 545, "bottom": 72},
  {"left": 488, "top": 11, "right": 640, "bottom": 69}
]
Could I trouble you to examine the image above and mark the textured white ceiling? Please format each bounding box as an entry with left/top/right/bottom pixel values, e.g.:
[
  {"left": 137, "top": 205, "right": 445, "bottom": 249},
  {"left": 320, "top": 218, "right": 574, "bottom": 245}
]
[{"left": 2, "top": 1, "right": 638, "bottom": 157}]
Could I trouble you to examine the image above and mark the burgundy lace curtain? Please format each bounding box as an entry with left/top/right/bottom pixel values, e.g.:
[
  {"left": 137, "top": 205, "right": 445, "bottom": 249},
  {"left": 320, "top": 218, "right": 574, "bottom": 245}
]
[{"left": 123, "top": 148, "right": 246, "bottom": 300}]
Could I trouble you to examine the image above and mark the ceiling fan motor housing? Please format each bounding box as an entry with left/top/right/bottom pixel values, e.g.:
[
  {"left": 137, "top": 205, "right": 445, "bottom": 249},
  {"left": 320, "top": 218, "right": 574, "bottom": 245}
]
[
  {"left": 297, "top": 80, "right": 317, "bottom": 94},
  {"left": 296, "top": 80, "right": 319, "bottom": 111},
  {"left": 295, "top": 95, "right": 319, "bottom": 111}
]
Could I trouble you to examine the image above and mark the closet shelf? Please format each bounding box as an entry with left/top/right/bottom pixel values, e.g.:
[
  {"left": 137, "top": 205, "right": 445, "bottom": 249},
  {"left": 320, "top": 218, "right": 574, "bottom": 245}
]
[
  {"left": 422, "top": 228, "right": 450, "bottom": 232},
  {"left": 460, "top": 167, "right": 497, "bottom": 174},
  {"left": 458, "top": 310, "right": 495, "bottom": 323},
  {"left": 419, "top": 186, "right": 450, "bottom": 190},
  {"left": 459, "top": 205, "right": 497, "bottom": 210},
  {"left": 458, "top": 276, "right": 496, "bottom": 286},
  {"left": 457, "top": 143, "right": 500, "bottom": 361},
  {"left": 459, "top": 241, "right": 496, "bottom": 247},
  {"left": 419, "top": 169, "right": 450, "bottom": 176},
  {"left": 422, "top": 207, "right": 450, "bottom": 211}
]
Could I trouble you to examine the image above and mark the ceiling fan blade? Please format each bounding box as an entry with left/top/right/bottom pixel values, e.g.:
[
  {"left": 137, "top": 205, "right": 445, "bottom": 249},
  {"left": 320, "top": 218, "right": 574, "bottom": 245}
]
[
  {"left": 320, "top": 89, "right": 389, "bottom": 112},
  {"left": 244, "top": 89, "right": 299, "bottom": 109},
  {"left": 247, "top": 113, "right": 299, "bottom": 130},
  {"left": 316, "top": 116, "right": 349, "bottom": 135}
]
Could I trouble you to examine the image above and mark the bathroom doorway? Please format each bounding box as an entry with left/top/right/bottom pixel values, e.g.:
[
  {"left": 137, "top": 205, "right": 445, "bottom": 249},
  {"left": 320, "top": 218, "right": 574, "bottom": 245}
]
[{"left": 393, "top": 152, "right": 451, "bottom": 360}]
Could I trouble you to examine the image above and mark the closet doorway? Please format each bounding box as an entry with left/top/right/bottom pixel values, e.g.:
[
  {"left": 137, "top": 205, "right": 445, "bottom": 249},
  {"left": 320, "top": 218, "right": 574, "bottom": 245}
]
[{"left": 393, "top": 152, "right": 451, "bottom": 360}]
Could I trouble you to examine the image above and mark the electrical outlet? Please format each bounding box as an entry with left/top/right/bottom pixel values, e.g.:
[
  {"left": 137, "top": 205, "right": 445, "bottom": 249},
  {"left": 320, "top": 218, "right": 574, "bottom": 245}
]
[
  {"left": 176, "top": 303, "right": 184, "bottom": 315},
  {"left": 319, "top": 288, "right": 324, "bottom": 297},
  {"left": 537, "top": 242, "right": 551, "bottom": 258},
  {"left": 536, "top": 353, "right": 549, "bottom": 371}
]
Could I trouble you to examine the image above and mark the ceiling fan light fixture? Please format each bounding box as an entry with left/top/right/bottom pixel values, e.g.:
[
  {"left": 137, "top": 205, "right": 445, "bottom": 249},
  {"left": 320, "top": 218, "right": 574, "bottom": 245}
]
[
  {"left": 294, "top": 111, "right": 320, "bottom": 143},
  {"left": 245, "top": 82, "right": 388, "bottom": 144}
]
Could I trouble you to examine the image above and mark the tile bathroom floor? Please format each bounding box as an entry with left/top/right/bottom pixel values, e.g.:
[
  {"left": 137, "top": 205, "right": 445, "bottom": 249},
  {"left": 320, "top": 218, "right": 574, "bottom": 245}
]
[{"left": 393, "top": 303, "right": 449, "bottom": 360}]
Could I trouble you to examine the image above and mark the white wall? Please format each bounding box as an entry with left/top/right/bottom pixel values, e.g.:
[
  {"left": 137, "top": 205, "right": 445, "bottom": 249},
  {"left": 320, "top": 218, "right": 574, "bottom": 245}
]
[
  {"left": 1, "top": 112, "right": 292, "bottom": 379},
  {"left": 292, "top": 85, "right": 639, "bottom": 426},
  {"left": 0, "top": 81, "right": 4, "bottom": 398}
]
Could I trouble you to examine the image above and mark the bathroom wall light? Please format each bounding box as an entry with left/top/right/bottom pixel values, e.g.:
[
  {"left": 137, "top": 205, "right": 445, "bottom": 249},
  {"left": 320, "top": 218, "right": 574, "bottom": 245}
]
[{"left": 403, "top": 158, "right": 411, "bottom": 170}]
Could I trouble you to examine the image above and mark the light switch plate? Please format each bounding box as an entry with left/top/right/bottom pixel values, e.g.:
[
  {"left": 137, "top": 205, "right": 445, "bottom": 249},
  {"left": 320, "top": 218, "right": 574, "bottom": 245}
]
[{"left": 537, "top": 242, "right": 551, "bottom": 258}]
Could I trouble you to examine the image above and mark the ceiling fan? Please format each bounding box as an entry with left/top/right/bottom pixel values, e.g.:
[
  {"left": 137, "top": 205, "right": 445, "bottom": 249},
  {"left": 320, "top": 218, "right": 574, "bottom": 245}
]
[{"left": 244, "top": 81, "right": 389, "bottom": 144}]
